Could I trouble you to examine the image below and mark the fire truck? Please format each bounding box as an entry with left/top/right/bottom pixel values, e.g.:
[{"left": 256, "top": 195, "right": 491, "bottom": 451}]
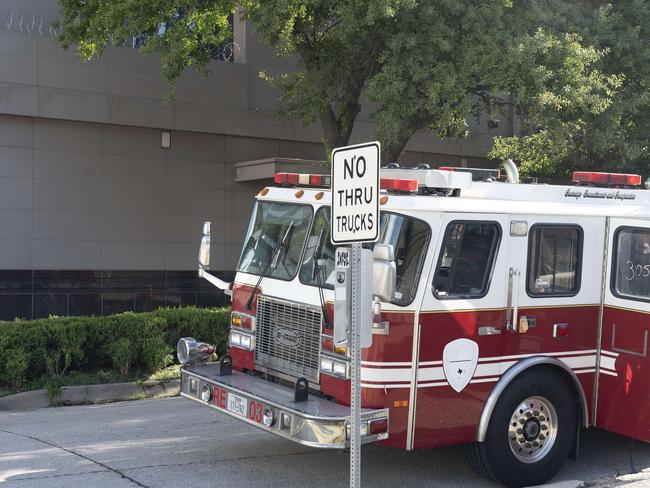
[{"left": 177, "top": 160, "right": 650, "bottom": 487}]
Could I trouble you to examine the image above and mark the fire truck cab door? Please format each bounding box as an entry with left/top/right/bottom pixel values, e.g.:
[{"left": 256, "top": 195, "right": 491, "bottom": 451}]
[
  {"left": 598, "top": 217, "right": 650, "bottom": 442},
  {"left": 414, "top": 212, "right": 511, "bottom": 448}
]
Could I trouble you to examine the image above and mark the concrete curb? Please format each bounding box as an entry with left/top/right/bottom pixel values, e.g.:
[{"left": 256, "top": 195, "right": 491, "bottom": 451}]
[{"left": 0, "top": 379, "right": 180, "bottom": 411}]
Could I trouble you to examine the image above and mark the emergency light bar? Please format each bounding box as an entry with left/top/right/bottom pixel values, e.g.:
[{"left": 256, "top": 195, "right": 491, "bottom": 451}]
[
  {"left": 274, "top": 172, "right": 331, "bottom": 187},
  {"left": 273, "top": 168, "right": 472, "bottom": 194},
  {"left": 438, "top": 166, "right": 500, "bottom": 182},
  {"left": 380, "top": 178, "right": 418, "bottom": 192},
  {"left": 381, "top": 168, "right": 472, "bottom": 192},
  {"left": 572, "top": 171, "right": 641, "bottom": 186}
]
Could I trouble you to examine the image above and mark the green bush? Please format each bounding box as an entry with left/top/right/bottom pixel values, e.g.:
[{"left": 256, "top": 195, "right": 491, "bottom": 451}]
[{"left": 0, "top": 307, "right": 230, "bottom": 393}]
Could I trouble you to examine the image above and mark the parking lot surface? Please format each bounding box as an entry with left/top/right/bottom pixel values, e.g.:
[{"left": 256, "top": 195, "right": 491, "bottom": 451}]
[{"left": 0, "top": 397, "right": 648, "bottom": 487}]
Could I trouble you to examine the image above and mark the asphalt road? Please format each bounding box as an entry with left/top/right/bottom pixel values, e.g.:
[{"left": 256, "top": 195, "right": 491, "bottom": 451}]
[{"left": 0, "top": 397, "right": 649, "bottom": 488}]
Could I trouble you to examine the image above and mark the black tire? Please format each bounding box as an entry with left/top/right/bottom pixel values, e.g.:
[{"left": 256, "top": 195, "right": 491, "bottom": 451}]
[{"left": 466, "top": 367, "right": 578, "bottom": 487}]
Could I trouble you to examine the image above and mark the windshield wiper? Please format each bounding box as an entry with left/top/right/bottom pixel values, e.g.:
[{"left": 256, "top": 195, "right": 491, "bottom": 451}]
[
  {"left": 245, "top": 221, "right": 294, "bottom": 310},
  {"left": 312, "top": 228, "right": 325, "bottom": 281},
  {"left": 312, "top": 228, "right": 331, "bottom": 327}
]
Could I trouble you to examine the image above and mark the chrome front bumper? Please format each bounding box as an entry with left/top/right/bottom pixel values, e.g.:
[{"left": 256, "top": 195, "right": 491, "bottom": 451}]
[{"left": 180, "top": 363, "right": 389, "bottom": 449}]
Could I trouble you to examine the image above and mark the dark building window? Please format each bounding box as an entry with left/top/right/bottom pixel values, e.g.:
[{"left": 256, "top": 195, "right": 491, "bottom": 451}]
[{"left": 0, "top": 270, "right": 232, "bottom": 321}]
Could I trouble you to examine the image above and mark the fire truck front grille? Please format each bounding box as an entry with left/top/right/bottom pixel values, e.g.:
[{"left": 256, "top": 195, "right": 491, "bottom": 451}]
[{"left": 255, "top": 296, "right": 322, "bottom": 383}]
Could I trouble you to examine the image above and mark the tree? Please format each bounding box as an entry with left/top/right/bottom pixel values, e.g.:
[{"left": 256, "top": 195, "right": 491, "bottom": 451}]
[
  {"left": 488, "top": 28, "right": 622, "bottom": 177},
  {"left": 370, "top": 0, "right": 620, "bottom": 167},
  {"left": 369, "top": 0, "right": 512, "bottom": 163},
  {"left": 244, "top": 1, "right": 411, "bottom": 153},
  {"left": 58, "top": 1, "right": 618, "bottom": 171},
  {"left": 57, "top": 0, "right": 410, "bottom": 156},
  {"left": 489, "top": 1, "right": 650, "bottom": 178},
  {"left": 57, "top": 1, "right": 236, "bottom": 87}
]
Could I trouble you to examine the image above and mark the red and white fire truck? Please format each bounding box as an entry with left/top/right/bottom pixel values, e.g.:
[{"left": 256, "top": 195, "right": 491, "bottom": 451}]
[{"left": 178, "top": 160, "right": 650, "bottom": 487}]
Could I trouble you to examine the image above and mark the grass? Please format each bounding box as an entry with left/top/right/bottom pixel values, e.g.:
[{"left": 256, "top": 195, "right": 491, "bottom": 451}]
[
  {"left": 145, "top": 364, "right": 181, "bottom": 382},
  {"left": 5, "top": 365, "right": 183, "bottom": 400},
  {"left": 0, "top": 366, "right": 183, "bottom": 405}
]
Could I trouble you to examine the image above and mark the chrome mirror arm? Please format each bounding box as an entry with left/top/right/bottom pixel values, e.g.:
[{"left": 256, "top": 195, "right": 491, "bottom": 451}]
[{"left": 199, "top": 267, "right": 232, "bottom": 297}]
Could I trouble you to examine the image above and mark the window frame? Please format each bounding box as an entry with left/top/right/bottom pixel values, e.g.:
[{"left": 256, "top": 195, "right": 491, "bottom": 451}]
[
  {"left": 236, "top": 201, "right": 314, "bottom": 283},
  {"left": 298, "top": 207, "right": 432, "bottom": 307},
  {"left": 377, "top": 211, "right": 432, "bottom": 307},
  {"left": 298, "top": 205, "right": 335, "bottom": 290},
  {"left": 610, "top": 225, "right": 650, "bottom": 304},
  {"left": 525, "top": 223, "right": 583, "bottom": 298},
  {"left": 432, "top": 220, "right": 502, "bottom": 300}
]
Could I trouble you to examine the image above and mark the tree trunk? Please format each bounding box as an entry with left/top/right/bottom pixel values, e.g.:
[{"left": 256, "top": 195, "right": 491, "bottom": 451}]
[
  {"left": 381, "top": 123, "right": 419, "bottom": 165},
  {"left": 320, "top": 102, "right": 361, "bottom": 160}
]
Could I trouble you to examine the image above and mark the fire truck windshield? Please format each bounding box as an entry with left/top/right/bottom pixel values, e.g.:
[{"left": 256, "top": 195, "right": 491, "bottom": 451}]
[
  {"left": 299, "top": 208, "right": 431, "bottom": 306},
  {"left": 238, "top": 202, "right": 313, "bottom": 280}
]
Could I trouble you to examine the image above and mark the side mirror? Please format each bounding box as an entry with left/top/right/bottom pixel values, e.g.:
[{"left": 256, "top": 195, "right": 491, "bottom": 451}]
[
  {"left": 373, "top": 244, "right": 396, "bottom": 302},
  {"left": 198, "top": 221, "right": 211, "bottom": 268}
]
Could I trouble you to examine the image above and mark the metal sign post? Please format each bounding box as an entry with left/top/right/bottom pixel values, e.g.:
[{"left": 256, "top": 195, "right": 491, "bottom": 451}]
[
  {"left": 330, "top": 141, "right": 380, "bottom": 488},
  {"left": 349, "top": 241, "right": 363, "bottom": 488}
]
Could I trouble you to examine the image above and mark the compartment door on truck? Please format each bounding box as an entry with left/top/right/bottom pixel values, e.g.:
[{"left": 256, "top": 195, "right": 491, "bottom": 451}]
[
  {"left": 501, "top": 215, "right": 603, "bottom": 414},
  {"left": 598, "top": 217, "right": 650, "bottom": 442}
]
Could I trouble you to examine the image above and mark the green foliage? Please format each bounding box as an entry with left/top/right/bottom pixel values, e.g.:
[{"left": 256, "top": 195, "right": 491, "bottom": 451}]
[
  {"left": 0, "top": 307, "right": 230, "bottom": 393},
  {"left": 56, "top": 0, "right": 413, "bottom": 155},
  {"left": 57, "top": 1, "right": 235, "bottom": 90},
  {"left": 369, "top": 1, "right": 621, "bottom": 166},
  {"left": 108, "top": 338, "right": 134, "bottom": 377},
  {"left": 369, "top": 0, "right": 513, "bottom": 162},
  {"left": 146, "top": 364, "right": 182, "bottom": 382},
  {"left": 490, "top": 2, "right": 650, "bottom": 178},
  {"left": 57, "top": 0, "right": 644, "bottom": 177},
  {"left": 245, "top": 0, "right": 413, "bottom": 154},
  {"left": 488, "top": 28, "right": 622, "bottom": 177},
  {"left": 3, "top": 348, "right": 29, "bottom": 390}
]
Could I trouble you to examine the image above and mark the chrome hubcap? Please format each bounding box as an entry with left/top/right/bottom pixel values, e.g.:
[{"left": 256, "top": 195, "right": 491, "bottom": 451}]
[{"left": 508, "top": 396, "right": 558, "bottom": 463}]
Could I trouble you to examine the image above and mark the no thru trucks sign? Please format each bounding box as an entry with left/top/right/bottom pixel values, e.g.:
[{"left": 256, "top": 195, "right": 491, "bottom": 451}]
[{"left": 330, "top": 142, "right": 380, "bottom": 244}]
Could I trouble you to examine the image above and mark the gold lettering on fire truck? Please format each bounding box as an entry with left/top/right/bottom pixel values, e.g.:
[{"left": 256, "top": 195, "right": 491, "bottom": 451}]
[{"left": 564, "top": 188, "right": 637, "bottom": 201}]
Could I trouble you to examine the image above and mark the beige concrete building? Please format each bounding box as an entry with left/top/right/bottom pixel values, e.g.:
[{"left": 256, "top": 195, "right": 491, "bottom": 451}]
[{"left": 0, "top": 0, "right": 514, "bottom": 319}]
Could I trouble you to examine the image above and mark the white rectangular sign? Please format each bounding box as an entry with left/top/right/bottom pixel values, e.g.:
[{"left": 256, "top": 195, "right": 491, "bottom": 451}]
[{"left": 331, "top": 142, "right": 380, "bottom": 244}]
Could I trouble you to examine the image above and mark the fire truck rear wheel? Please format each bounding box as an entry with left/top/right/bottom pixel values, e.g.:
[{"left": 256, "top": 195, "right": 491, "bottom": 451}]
[{"left": 467, "top": 367, "right": 578, "bottom": 488}]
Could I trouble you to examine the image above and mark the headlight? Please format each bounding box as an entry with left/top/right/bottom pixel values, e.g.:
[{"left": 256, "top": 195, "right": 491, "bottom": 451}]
[
  {"left": 333, "top": 361, "right": 348, "bottom": 378},
  {"left": 320, "top": 355, "right": 349, "bottom": 379},
  {"left": 200, "top": 385, "right": 212, "bottom": 402},
  {"left": 320, "top": 357, "right": 334, "bottom": 374},
  {"left": 230, "top": 331, "right": 241, "bottom": 347},
  {"left": 263, "top": 407, "right": 275, "bottom": 427},
  {"left": 229, "top": 330, "right": 254, "bottom": 351},
  {"left": 240, "top": 334, "right": 252, "bottom": 349}
]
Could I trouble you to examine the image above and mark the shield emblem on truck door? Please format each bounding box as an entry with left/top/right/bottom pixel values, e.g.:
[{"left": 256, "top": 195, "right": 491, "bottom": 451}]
[{"left": 443, "top": 339, "right": 479, "bottom": 393}]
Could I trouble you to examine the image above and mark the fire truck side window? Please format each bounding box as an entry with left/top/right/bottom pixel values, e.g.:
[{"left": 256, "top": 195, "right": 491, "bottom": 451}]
[
  {"left": 612, "top": 226, "right": 650, "bottom": 301},
  {"left": 299, "top": 207, "right": 336, "bottom": 288},
  {"left": 299, "top": 209, "right": 430, "bottom": 306},
  {"left": 527, "top": 225, "right": 582, "bottom": 297},
  {"left": 377, "top": 213, "right": 431, "bottom": 306},
  {"left": 432, "top": 221, "right": 501, "bottom": 299}
]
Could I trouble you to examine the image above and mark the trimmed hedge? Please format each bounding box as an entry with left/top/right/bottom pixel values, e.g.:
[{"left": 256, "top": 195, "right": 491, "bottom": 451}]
[{"left": 0, "top": 307, "right": 230, "bottom": 392}]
